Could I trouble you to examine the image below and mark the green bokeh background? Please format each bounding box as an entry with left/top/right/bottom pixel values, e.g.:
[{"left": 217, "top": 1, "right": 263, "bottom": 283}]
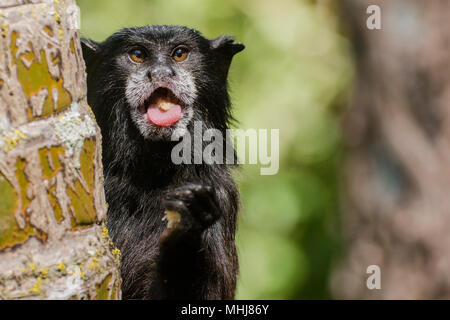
[{"left": 77, "top": 0, "right": 354, "bottom": 299}]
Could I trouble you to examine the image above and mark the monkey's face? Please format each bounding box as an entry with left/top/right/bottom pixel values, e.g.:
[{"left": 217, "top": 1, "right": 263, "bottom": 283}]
[
  {"left": 120, "top": 29, "right": 201, "bottom": 141},
  {"left": 82, "top": 26, "right": 244, "bottom": 141}
]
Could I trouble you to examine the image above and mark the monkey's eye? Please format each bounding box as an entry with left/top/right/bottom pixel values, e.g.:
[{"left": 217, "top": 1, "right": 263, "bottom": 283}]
[
  {"left": 129, "top": 48, "right": 147, "bottom": 63},
  {"left": 172, "top": 46, "right": 189, "bottom": 62}
]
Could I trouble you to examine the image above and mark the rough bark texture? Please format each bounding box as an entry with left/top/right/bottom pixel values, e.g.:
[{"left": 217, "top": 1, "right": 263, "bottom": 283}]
[
  {"left": 0, "top": 0, "right": 121, "bottom": 299},
  {"left": 332, "top": 0, "right": 450, "bottom": 299}
]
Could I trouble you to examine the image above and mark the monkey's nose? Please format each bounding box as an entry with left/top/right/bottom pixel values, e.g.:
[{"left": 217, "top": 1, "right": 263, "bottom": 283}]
[{"left": 148, "top": 66, "right": 175, "bottom": 81}]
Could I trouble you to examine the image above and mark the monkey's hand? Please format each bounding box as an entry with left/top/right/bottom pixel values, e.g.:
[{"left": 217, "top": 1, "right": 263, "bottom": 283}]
[{"left": 160, "top": 183, "right": 220, "bottom": 243}]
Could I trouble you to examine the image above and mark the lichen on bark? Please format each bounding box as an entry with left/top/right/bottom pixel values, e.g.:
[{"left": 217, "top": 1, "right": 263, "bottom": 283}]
[{"left": 0, "top": 0, "right": 121, "bottom": 300}]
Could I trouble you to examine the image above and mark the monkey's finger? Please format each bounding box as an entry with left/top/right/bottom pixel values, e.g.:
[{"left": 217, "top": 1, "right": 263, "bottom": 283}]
[
  {"left": 162, "top": 199, "right": 188, "bottom": 213},
  {"left": 163, "top": 188, "right": 194, "bottom": 201}
]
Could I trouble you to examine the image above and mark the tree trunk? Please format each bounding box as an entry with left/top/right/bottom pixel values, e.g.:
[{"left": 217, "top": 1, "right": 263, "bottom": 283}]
[
  {"left": 333, "top": 0, "right": 450, "bottom": 299},
  {"left": 0, "top": 0, "right": 121, "bottom": 299}
]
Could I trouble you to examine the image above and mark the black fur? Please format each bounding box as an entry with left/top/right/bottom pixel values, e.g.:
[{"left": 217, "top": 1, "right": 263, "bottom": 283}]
[{"left": 81, "top": 25, "right": 244, "bottom": 299}]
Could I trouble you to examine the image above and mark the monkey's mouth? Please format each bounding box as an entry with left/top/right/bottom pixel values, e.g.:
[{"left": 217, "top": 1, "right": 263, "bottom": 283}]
[{"left": 140, "top": 87, "right": 184, "bottom": 127}]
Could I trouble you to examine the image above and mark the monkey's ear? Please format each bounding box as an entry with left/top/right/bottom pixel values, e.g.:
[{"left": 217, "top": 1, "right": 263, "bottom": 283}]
[
  {"left": 211, "top": 35, "right": 245, "bottom": 56},
  {"left": 210, "top": 35, "right": 245, "bottom": 77},
  {"left": 81, "top": 38, "right": 101, "bottom": 67}
]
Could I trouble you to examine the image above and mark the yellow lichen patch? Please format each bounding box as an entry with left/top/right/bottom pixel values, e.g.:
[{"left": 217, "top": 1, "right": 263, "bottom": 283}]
[
  {"left": 67, "top": 139, "right": 97, "bottom": 228},
  {"left": 88, "top": 256, "right": 103, "bottom": 273},
  {"left": 15, "top": 158, "right": 30, "bottom": 216},
  {"left": 101, "top": 225, "right": 121, "bottom": 262},
  {"left": 1, "top": 21, "right": 7, "bottom": 38},
  {"left": 58, "top": 263, "right": 66, "bottom": 271},
  {"left": 79, "top": 266, "right": 86, "bottom": 280},
  {"left": 0, "top": 167, "right": 42, "bottom": 250},
  {"left": 44, "top": 26, "right": 53, "bottom": 37},
  {"left": 21, "top": 43, "right": 34, "bottom": 65},
  {"left": 28, "top": 276, "right": 43, "bottom": 296},
  {"left": 111, "top": 248, "right": 122, "bottom": 260},
  {"left": 102, "top": 225, "right": 114, "bottom": 248},
  {"left": 57, "top": 29, "right": 63, "bottom": 41},
  {"left": 110, "top": 280, "right": 120, "bottom": 300},
  {"left": 95, "top": 249, "right": 103, "bottom": 257},
  {"left": 79, "top": 138, "right": 95, "bottom": 191},
  {"left": 0, "top": 173, "right": 19, "bottom": 248},
  {"left": 95, "top": 274, "right": 112, "bottom": 300},
  {"left": 40, "top": 268, "right": 48, "bottom": 278},
  {"left": 51, "top": 51, "right": 60, "bottom": 65},
  {"left": 15, "top": 130, "right": 26, "bottom": 140},
  {"left": 70, "top": 38, "right": 75, "bottom": 54},
  {"left": 102, "top": 226, "right": 109, "bottom": 239},
  {"left": 38, "top": 146, "right": 65, "bottom": 223},
  {"left": 3, "top": 130, "right": 27, "bottom": 153},
  {"left": 67, "top": 180, "right": 96, "bottom": 227},
  {"left": 50, "top": 183, "right": 63, "bottom": 223},
  {"left": 11, "top": 34, "right": 72, "bottom": 120},
  {"left": 16, "top": 158, "right": 48, "bottom": 244},
  {"left": 40, "top": 146, "right": 64, "bottom": 178},
  {"left": 54, "top": 12, "right": 61, "bottom": 24},
  {"left": 10, "top": 31, "right": 18, "bottom": 57}
]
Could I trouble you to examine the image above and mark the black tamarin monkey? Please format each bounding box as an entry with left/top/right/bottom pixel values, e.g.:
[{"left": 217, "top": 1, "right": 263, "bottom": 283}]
[{"left": 81, "top": 25, "right": 244, "bottom": 299}]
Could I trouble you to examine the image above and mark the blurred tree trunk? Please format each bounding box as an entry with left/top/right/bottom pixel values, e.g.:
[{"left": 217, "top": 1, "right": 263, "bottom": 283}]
[
  {"left": 333, "top": 0, "right": 450, "bottom": 299},
  {"left": 0, "top": 0, "right": 121, "bottom": 299}
]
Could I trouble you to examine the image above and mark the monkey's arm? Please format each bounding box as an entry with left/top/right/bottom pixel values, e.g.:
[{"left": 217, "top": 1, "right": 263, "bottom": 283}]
[{"left": 151, "top": 183, "right": 223, "bottom": 299}]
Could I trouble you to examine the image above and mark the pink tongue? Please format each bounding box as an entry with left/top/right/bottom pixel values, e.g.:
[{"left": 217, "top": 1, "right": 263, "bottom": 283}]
[{"left": 147, "top": 105, "right": 182, "bottom": 127}]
